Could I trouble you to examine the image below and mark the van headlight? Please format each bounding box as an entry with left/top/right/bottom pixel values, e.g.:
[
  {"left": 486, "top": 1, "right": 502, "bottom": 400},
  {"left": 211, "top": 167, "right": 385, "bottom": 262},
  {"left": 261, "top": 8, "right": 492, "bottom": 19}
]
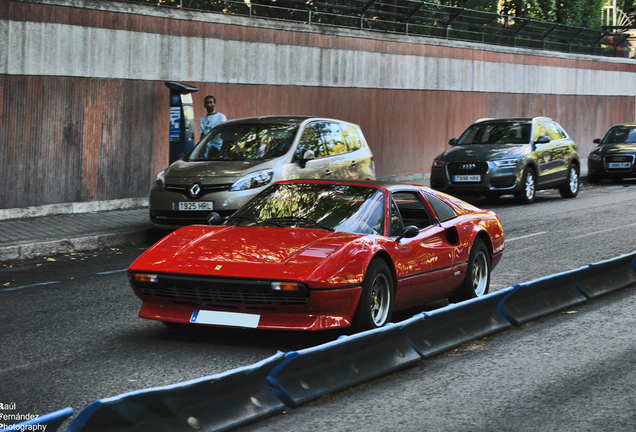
[
  {"left": 230, "top": 170, "right": 274, "bottom": 191},
  {"left": 151, "top": 170, "right": 166, "bottom": 191}
]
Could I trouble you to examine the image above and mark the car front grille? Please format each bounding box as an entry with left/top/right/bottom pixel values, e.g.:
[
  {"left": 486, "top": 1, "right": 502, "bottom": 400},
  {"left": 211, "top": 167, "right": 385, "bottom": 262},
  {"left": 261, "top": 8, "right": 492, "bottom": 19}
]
[
  {"left": 133, "top": 273, "right": 309, "bottom": 305},
  {"left": 447, "top": 162, "right": 489, "bottom": 176},
  {"left": 604, "top": 155, "right": 635, "bottom": 172},
  {"left": 165, "top": 184, "right": 233, "bottom": 196}
]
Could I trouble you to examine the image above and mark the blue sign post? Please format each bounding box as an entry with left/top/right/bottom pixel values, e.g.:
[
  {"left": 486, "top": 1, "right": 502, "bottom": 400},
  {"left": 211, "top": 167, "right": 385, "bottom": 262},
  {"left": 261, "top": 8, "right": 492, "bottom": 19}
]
[{"left": 165, "top": 82, "right": 199, "bottom": 164}]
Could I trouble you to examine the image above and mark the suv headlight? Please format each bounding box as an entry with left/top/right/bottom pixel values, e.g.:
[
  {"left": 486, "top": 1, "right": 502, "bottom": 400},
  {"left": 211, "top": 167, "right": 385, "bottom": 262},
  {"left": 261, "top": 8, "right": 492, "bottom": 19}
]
[
  {"left": 432, "top": 159, "right": 446, "bottom": 168},
  {"left": 493, "top": 159, "right": 517, "bottom": 168},
  {"left": 151, "top": 170, "right": 165, "bottom": 191},
  {"left": 589, "top": 153, "right": 602, "bottom": 161},
  {"left": 230, "top": 170, "right": 274, "bottom": 191}
]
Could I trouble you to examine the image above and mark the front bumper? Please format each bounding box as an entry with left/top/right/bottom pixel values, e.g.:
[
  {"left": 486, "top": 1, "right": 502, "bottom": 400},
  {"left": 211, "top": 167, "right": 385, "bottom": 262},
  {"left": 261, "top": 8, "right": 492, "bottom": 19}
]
[
  {"left": 588, "top": 156, "right": 636, "bottom": 179},
  {"left": 137, "top": 286, "right": 363, "bottom": 331},
  {"left": 149, "top": 187, "right": 265, "bottom": 226},
  {"left": 430, "top": 163, "right": 521, "bottom": 195}
]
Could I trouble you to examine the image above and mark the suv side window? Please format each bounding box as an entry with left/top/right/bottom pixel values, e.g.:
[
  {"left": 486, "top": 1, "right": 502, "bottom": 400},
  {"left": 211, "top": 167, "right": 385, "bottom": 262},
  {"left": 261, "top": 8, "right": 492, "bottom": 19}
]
[
  {"left": 299, "top": 123, "right": 328, "bottom": 158},
  {"left": 533, "top": 122, "right": 549, "bottom": 142},
  {"left": 341, "top": 124, "right": 363, "bottom": 151},
  {"left": 546, "top": 121, "right": 567, "bottom": 140},
  {"left": 321, "top": 122, "right": 348, "bottom": 156}
]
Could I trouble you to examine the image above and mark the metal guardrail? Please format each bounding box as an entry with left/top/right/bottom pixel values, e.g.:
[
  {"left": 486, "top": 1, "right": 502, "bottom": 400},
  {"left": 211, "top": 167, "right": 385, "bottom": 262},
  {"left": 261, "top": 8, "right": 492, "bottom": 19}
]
[{"left": 120, "top": 0, "right": 626, "bottom": 56}]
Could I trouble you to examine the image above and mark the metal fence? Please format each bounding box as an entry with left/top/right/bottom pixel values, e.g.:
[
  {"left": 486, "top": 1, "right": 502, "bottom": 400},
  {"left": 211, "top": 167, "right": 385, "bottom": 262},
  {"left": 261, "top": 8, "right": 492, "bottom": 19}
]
[{"left": 123, "top": 0, "right": 625, "bottom": 56}]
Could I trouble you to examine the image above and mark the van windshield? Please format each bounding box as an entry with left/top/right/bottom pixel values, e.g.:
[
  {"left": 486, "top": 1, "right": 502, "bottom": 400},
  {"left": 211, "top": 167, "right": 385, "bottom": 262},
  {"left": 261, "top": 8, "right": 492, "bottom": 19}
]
[{"left": 186, "top": 123, "right": 299, "bottom": 162}]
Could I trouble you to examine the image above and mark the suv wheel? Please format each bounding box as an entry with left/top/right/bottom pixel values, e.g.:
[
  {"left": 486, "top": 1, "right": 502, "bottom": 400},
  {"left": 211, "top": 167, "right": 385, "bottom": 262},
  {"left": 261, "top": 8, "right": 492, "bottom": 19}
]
[
  {"left": 559, "top": 164, "right": 579, "bottom": 198},
  {"left": 515, "top": 168, "right": 536, "bottom": 204}
]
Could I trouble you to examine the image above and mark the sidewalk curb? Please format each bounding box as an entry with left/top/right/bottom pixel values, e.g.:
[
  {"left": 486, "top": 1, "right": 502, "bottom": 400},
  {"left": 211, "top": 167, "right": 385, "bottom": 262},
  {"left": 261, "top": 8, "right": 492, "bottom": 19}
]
[{"left": 0, "top": 229, "right": 155, "bottom": 262}]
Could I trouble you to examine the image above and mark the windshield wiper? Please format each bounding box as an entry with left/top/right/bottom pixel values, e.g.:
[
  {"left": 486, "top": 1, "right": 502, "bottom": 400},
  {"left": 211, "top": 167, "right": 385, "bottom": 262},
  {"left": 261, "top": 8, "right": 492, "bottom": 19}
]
[{"left": 263, "top": 216, "right": 334, "bottom": 231}]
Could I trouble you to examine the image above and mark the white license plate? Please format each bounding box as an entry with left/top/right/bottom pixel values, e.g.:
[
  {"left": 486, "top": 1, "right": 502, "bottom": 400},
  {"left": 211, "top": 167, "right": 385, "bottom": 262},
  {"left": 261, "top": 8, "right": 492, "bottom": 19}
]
[
  {"left": 453, "top": 175, "right": 481, "bottom": 182},
  {"left": 175, "top": 202, "right": 213, "bottom": 210},
  {"left": 608, "top": 162, "right": 631, "bottom": 169},
  {"left": 190, "top": 310, "right": 260, "bottom": 328}
]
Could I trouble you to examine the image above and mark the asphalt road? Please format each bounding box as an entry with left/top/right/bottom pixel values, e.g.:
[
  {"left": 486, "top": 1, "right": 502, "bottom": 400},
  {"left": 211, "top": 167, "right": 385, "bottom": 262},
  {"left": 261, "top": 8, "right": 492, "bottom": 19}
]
[{"left": 1, "top": 180, "right": 635, "bottom": 431}]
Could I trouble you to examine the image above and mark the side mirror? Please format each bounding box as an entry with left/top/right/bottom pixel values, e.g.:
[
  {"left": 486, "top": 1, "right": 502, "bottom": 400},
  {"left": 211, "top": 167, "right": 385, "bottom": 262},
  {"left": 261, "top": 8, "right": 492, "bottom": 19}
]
[
  {"left": 449, "top": 138, "right": 458, "bottom": 146},
  {"left": 534, "top": 135, "right": 550, "bottom": 144},
  {"left": 593, "top": 138, "right": 601, "bottom": 145},
  {"left": 297, "top": 149, "right": 315, "bottom": 169},
  {"left": 396, "top": 225, "right": 419, "bottom": 242},
  {"left": 207, "top": 212, "right": 223, "bottom": 226},
  {"left": 302, "top": 149, "right": 316, "bottom": 161}
]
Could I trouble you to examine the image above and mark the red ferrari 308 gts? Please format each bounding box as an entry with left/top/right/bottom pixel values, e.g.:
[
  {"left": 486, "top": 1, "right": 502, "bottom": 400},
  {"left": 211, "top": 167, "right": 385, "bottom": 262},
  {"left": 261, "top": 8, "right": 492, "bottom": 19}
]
[{"left": 129, "top": 179, "right": 505, "bottom": 331}]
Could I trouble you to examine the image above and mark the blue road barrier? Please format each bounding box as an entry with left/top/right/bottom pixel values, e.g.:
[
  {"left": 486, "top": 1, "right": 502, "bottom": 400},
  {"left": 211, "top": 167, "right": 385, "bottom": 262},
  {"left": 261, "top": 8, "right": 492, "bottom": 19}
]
[
  {"left": 0, "top": 407, "right": 73, "bottom": 432},
  {"left": 266, "top": 321, "right": 422, "bottom": 408},
  {"left": 66, "top": 352, "right": 286, "bottom": 432},
  {"left": 18, "top": 251, "right": 636, "bottom": 432},
  {"left": 576, "top": 251, "right": 636, "bottom": 299},
  {"left": 497, "top": 268, "right": 589, "bottom": 326},
  {"left": 406, "top": 288, "right": 514, "bottom": 359}
]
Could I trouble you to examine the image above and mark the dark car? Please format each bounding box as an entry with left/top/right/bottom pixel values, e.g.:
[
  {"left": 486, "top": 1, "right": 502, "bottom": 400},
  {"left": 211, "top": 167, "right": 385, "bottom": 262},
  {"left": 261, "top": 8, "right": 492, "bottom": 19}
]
[
  {"left": 587, "top": 123, "right": 636, "bottom": 183},
  {"left": 430, "top": 117, "right": 580, "bottom": 204}
]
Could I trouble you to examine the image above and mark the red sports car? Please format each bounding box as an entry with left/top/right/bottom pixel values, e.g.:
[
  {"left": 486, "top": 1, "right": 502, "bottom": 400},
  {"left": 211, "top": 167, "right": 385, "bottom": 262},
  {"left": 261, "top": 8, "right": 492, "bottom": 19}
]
[{"left": 128, "top": 180, "right": 505, "bottom": 331}]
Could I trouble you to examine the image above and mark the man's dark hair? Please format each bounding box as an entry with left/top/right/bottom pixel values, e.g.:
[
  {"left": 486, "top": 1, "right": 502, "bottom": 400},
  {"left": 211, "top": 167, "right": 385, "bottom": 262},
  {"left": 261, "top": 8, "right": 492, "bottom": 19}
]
[{"left": 204, "top": 95, "right": 216, "bottom": 103}]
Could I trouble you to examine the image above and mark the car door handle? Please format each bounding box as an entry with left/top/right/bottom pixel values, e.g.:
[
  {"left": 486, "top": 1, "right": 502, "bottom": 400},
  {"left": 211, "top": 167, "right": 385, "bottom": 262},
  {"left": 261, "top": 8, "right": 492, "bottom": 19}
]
[{"left": 325, "top": 170, "right": 333, "bottom": 176}]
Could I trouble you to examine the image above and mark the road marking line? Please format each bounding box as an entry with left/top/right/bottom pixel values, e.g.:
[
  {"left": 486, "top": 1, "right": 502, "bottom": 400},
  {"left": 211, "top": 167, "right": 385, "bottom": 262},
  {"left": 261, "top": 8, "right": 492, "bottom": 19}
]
[
  {"left": 570, "top": 221, "right": 636, "bottom": 240},
  {"left": 97, "top": 269, "right": 128, "bottom": 275},
  {"left": 1, "top": 281, "right": 60, "bottom": 292},
  {"left": 506, "top": 232, "right": 547, "bottom": 242}
]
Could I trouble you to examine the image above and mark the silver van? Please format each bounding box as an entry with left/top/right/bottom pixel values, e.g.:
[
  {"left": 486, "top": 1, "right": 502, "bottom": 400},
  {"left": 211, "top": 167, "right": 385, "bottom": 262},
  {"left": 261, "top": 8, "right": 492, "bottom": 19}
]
[{"left": 149, "top": 116, "right": 376, "bottom": 226}]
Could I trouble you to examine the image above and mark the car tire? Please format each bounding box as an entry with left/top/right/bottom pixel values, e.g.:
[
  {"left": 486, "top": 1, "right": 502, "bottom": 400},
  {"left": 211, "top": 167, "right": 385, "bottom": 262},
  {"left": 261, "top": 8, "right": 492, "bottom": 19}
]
[
  {"left": 449, "top": 238, "right": 490, "bottom": 303},
  {"left": 588, "top": 175, "right": 602, "bottom": 185},
  {"left": 515, "top": 168, "right": 536, "bottom": 204},
  {"left": 559, "top": 164, "right": 579, "bottom": 198},
  {"left": 352, "top": 259, "right": 394, "bottom": 332}
]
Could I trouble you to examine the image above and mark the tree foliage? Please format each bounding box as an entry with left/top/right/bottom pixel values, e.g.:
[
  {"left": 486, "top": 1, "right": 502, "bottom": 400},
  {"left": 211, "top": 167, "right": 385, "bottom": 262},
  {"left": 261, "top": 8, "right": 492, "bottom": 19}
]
[{"left": 496, "top": 0, "right": 606, "bottom": 27}]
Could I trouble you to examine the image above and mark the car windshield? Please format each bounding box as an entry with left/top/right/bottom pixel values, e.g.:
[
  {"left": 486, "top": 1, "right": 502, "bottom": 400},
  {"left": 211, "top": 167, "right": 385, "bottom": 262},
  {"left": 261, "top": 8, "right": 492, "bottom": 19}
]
[
  {"left": 601, "top": 126, "right": 636, "bottom": 144},
  {"left": 458, "top": 122, "right": 531, "bottom": 145},
  {"left": 227, "top": 183, "right": 386, "bottom": 235},
  {"left": 186, "top": 123, "right": 299, "bottom": 162}
]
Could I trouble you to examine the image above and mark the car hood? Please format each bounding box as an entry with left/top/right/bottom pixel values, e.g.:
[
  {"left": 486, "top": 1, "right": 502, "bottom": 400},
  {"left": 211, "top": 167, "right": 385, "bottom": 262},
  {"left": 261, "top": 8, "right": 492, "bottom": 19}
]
[
  {"left": 439, "top": 144, "right": 525, "bottom": 161},
  {"left": 595, "top": 144, "right": 636, "bottom": 155},
  {"left": 129, "top": 225, "right": 365, "bottom": 280},
  {"left": 164, "top": 159, "right": 271, "bottom": 183}
]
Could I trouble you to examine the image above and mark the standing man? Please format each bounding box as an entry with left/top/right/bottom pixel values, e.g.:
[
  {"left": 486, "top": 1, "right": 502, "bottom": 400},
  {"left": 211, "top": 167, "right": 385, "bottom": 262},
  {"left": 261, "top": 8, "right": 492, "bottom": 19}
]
[{"left": 199, "top": 95, "right": 227, "bottom": 140}]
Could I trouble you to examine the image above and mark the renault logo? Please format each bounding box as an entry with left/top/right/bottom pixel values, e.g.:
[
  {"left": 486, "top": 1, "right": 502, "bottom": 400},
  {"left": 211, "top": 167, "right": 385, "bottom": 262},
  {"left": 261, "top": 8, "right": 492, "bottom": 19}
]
[
  {"left": 189, "top": 183, "right": 202, "bottom": 199},
  {"left": 461, "top": 163, "right": 476, "bottom": 170}
]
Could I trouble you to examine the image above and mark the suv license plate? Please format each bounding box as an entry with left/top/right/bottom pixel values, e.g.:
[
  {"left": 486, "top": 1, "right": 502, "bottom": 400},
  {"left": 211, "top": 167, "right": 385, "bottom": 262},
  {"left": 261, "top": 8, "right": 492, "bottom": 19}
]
[
  {"left": 175, "top": 202, "right": 213, "bottom": 211},
  {"left": 608, "top": 162, "right": 631, "bottom": 169},
  {"left": 453, "top": 175, "right": 481, "bottom": 182}
]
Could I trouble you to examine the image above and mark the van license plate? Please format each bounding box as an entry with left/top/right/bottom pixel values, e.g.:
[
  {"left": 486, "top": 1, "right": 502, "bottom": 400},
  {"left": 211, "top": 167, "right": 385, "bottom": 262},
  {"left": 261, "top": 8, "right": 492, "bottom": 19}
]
[{"left": 176, "top": 202, "right": 213, "bottom": 210}]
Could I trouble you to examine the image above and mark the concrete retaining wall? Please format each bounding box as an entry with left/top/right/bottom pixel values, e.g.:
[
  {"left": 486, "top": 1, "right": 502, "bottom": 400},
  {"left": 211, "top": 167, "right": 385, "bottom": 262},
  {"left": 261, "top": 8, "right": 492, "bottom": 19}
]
[{"left": 1, "top": 0, "right": 635, "bottom": 211}]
